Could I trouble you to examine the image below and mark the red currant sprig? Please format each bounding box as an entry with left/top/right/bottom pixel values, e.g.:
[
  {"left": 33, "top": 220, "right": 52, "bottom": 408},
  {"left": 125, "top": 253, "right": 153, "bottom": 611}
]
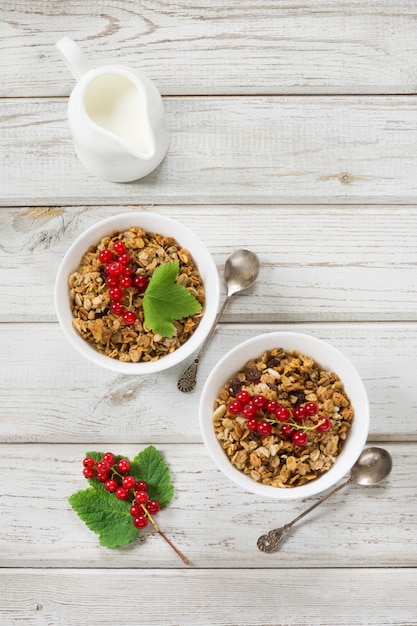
[
  {"left": 81, "top": 452, "right": 189, "bottom": 565},
  {"left": 227, "top": 392, "right": 331, "bottom": 447},
  {"left": 98, "top": 240, "right": 150, "bottom": 326}
]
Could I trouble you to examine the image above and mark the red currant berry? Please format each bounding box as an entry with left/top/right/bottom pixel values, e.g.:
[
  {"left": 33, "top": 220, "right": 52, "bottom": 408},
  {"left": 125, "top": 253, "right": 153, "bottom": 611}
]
[
  {"left": 292, "top": 431, "right": 308, "bottom": 446},
  {"left": 113, "top": 240, "right": 126, "bottom": 255},
  {"left": 257, "top": 421, "right": 272, "bottom": 436},
  {"left": 235, "top": 390, "right": 251, "bottom": 405},
  {"left": 96, "top": 460, "right": 110, "bottom": 474},
  {"left": 304, "top": 402, "right": 318, "bottom": 416},
  {"left": 227, "top": 400, "right": 242, "bottom": 415},
  {"left": 117, "top": 459, "right": 131, "bottom": 474},
  {"left": 105, "top": 479, "right": 118, "bottom": 492},
  {"left": 252, "top": 395, "right": 268, "bottom": 409},
  {"left": 83, "top": 457, "right": 95, "bottom": 468},
  {"left": 293, "top": 406, "right": 307, "bottom": 422},
  {"left": 96, "top": 472, "right": 108, "bottom": 482},
  {"left": 266, "top": 400, "right": 279, "bottom": 413},
  {"left": 115, "top": 487, "right": 130, "bottom": 500},
  {"left": 109, "top": 286, "right": 123, "bottom": 301},
  {"left": 133, "top": 515, "right": 149, "bottom": 529},
  {"left": 242, "top": 403, "right": 257, "bottom": 419},
  {"left": 281, "top": 423, "right": 295, "bottom": 437},
  {"left": 122, "top": 475, "right": 136, "bottom": 490},
  {"left": 106, "top": 261, "right": 124, "bottom": 276},
  {"left": 135, "top": 490, "right": 149, "bottom": 504},
  {"left": 132, "top": 274, "right": 149, "bottom": 292},
  {"left": 110, "top": 302, "right": 126, "bottom": 315},
  {"left": 83, "top": 467, "right": 95, "bottom": 478},
  {"left": 103, "top": 452, "right": 116, "bottom": 464},
  {"left": 129, "top": 503, "right": 142, "bottom": 517},
  {"left": 98, "top": 249, "right": 113, "bottom": 263},
  {"left": 247, "top": 418, "right": 259, "bottom": 431},
  {"left": 135, "top": 481, "right": 148, "bottom": 492},
  {"left": 317, "top": 417, "right": 331, "bottom": 432},
  {"left": 119, "top": 275, "right": 132, "bottom": 288},
  {"left": 122, "top": 266, "right": 132, "bottom": 277},
  {"left": 122, "top": 311, "right": 137, "bottom": 325},
  {"left": 117, "top": 253, "right": 131, "bottom": 266},
  {"left": 274, "top": 406, "right": 291, "bottom": 422},
  {"left": 106, "top": 275, "right": 120, "bottom": 287},
  {"left": 146, "top": 500, "right": 161, "bottom": 514}
]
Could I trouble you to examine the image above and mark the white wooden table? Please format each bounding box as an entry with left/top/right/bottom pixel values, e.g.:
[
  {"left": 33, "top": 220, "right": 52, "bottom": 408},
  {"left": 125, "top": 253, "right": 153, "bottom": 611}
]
[{"left": 1, "top": 2, "right": 417, "bottom": 624}]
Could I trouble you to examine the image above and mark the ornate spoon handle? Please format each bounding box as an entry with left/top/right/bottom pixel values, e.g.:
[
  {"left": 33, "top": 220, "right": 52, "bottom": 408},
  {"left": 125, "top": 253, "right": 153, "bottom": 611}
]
[
  {"left": 177, "top": 296, "right": 230, "bottom": 392},
  {"left": 257, "top": 525, "right": 291, "bottom": 552},
  {"left": 257, "top": 479, "right": 349, "bottom": 552}
]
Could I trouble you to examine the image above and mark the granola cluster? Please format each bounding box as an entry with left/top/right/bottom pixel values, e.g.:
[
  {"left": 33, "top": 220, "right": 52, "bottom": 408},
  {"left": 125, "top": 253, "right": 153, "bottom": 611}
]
[
  {"left": 212, "top": 347, "right": 354, "bottom": 488},
  {"left": 68, "top": 227, "right": 205, "bottom": 362}
]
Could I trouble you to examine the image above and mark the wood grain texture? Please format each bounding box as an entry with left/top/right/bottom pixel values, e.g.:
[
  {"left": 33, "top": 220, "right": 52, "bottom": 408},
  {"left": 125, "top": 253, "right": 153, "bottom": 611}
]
[
  {"left": 0, "top": 322, "right": 414, "bottom": 443},
  {"left": 0, "top": 442, "right": 412, "bottom": 569},
  {"left": 1, "top": 568, "right": 416, "bottom": 625},
  {"left": 2, "top": 97, "right": 417, "bottom": 205},
  {"left": 2, "top": 1, "right": 417, "bottom": 96},
  {"left": 1, "top": 205, "right": 417, "bottom": 323}
]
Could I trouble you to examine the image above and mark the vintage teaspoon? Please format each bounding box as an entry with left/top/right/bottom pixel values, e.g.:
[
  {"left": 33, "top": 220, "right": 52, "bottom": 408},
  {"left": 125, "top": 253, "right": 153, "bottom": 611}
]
[
  {"left": 257, "top": 446, "right": 393, "bottom": 552},
  {"left": 177, "top": 249, "right": 260, "bottom": 392}
]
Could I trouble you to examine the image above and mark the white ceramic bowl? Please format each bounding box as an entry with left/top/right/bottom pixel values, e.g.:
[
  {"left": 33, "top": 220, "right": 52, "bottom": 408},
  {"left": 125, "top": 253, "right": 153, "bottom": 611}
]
[
  {"left": 199, "top": 332, "right": 370, "bottom": 500},
  {"left": 55, "top": 212, "right": 220, "bottom": 373}
]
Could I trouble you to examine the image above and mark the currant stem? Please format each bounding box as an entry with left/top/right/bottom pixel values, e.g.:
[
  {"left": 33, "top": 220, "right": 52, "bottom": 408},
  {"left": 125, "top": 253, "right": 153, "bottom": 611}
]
[{"left": 140, "top": 505, "right": 190, "bottom": 566}]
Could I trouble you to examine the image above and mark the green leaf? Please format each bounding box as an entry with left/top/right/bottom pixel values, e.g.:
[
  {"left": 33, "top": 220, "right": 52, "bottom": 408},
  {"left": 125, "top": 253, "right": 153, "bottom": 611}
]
[
  {"left": 68, "top": 487, "right": 139, "bottom": 548},
  {"left": 70, "top": 446, "right": 175, "bottom": 549},
  {"left": 142, "top": 262, "right": 202, "bottom": 338},
  {"left": 130, "top": 446, "right": 174, "bottom": 508}
]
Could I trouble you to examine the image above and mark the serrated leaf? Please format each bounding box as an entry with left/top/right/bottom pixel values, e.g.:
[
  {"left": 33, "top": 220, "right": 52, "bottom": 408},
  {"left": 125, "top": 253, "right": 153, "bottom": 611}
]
[
  {"left": 142, "top": 261, "right": 202, "bottom": 338},
  {"left": 68, "top": 487, "right": 139, "bottom": 548},
  {"left": 130, "top": 446, "right": 174, "bottom": 508}
]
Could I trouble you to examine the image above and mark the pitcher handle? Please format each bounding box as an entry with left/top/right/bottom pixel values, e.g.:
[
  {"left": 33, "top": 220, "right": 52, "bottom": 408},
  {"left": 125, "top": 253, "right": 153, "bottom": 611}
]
[{"left": 56, "top": 37, "right": 92, "bottom": 80}]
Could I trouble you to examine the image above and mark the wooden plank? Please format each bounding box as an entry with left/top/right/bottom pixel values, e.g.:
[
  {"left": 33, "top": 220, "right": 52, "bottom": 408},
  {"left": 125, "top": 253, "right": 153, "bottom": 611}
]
[
  {"left": 1, "top": 205, "right": 417, "bottom": 323},
  {"left": 2, "top": 1, "right": 417, "bottom": 96},
  {"left": 1, "top": 568, "right": 416, "bottom": 625},
  {"left": 2, "top": 97, "right": 417, "bottom": 205},
  {"left": 0, "top": 442, "right": 412, "bottom": 569},
  {"left": 0, "top": 322, "right": 414, "bottom": 443}
]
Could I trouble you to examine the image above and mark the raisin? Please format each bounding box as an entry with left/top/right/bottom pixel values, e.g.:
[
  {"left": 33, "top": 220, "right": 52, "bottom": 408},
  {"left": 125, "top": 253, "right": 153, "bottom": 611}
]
[
  {"left": 228, "top": 378, "right": 242, "bottom": 396},
  {"left": 266, "top": 357, "right": 280, "bottom": 368},
  {"left": 244, "top": 367, "right": 262, "bottom": 382},
  {"left": 293, "top": 390, "right": 306, "bottom": 406}
]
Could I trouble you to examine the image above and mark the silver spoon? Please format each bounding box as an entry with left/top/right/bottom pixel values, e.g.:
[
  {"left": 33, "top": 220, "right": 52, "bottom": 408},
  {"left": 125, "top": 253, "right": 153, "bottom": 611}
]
[
  {"left": 177, "top": 249, "right": 260, "bottom": 392},
  {"left": 257, "top": 446, "right": 393, "bottom": 553}
]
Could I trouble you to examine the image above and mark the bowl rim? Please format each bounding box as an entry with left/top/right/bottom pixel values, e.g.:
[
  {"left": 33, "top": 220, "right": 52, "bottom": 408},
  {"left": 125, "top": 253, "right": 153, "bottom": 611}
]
[
  {"left": 199, "top": 331, "right": 370, "bottom": 499},
  {"left": 55, "top": 211, "right": 220, "bottom": 373}
]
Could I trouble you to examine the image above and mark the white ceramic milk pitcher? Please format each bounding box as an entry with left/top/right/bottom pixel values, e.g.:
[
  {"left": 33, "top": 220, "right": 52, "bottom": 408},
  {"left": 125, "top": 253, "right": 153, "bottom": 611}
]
[{"left": 56, "top": 37, "right": 169, "bottom": 182}]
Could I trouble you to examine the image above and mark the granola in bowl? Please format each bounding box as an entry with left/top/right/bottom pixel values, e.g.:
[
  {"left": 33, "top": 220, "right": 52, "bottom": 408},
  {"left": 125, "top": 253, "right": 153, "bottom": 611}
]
[
  {"left": 212, "top": 347, "right": 354, "bottom": 488},
  {"left": 69, "top": 227, "right": 205, "bottom": 363},
  {"left": 55, "top": 212, "right": 220, "bottom": 374},
  {"left": 199, "top": 332, "right": 369, "bottom": 500}
]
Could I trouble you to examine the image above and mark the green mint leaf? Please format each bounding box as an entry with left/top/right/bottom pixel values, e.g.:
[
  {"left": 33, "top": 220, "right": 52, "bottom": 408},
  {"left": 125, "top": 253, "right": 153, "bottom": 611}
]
[
  {"left": 142, "top": 262, "right": 202, "bottom": 338},
  {"left": 130, "top": 446, "right": 174, "bottom": 508},
  {"left": 68, "top": 487, "right": 139, "bottom": 548}
]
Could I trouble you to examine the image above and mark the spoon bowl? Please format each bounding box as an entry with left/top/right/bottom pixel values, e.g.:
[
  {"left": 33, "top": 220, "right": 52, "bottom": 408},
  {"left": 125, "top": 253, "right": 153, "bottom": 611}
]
[
  {"left": 350, "top": 446, "right": 393, "bottom": 486},
  {"left": 177, "top": 249, "right": 260, "bottom": 392},
  {"left": 224, "top": 249, "right": 261, "bottom": 296}
]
